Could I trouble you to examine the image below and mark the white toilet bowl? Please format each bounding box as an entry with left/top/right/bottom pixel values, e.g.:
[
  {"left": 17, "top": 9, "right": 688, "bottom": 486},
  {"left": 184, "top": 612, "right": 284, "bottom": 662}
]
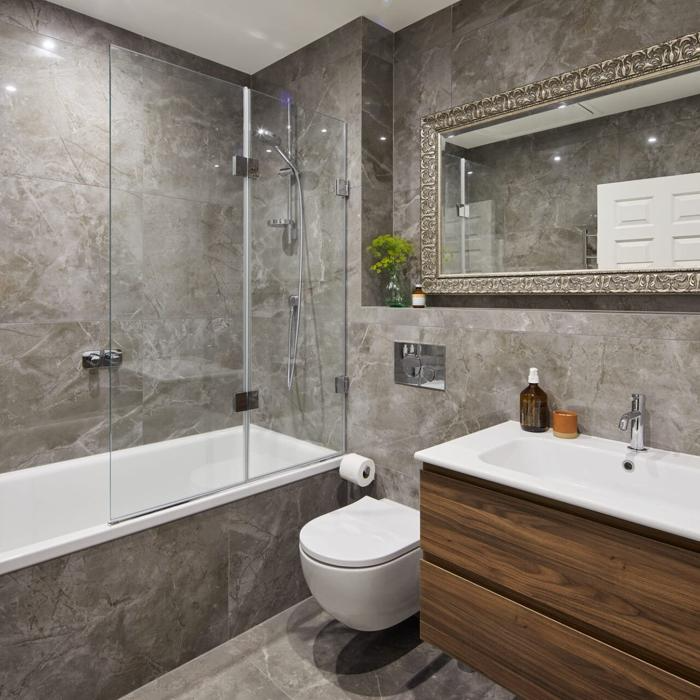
[{"left": 299, "top": 496, "right": 421, "bottom": 631}]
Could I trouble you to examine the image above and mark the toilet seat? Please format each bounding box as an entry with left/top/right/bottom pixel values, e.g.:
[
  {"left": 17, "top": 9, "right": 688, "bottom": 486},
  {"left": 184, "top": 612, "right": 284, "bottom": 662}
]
[{"left": 299, "top": 496, "right": 420, "bottom": 568}]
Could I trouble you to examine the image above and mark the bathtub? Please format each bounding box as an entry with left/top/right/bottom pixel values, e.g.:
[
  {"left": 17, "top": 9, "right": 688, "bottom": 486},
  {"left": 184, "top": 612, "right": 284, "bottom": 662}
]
[{"left": 0, "top": 425, "right": 341, "bottom": 576}]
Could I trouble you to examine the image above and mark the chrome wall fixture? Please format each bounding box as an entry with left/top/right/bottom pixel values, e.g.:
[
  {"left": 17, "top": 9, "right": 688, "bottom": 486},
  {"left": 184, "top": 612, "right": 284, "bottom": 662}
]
[
  {"left": 82, "top": 349, "right": 123, "bottom": 369},
  {"left": 394, "top": 342, "right": 446, "bottom": 391}
]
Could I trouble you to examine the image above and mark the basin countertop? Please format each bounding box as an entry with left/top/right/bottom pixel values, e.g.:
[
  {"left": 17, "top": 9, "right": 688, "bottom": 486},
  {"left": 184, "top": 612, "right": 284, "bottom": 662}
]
[{"left": 415, "top": 421, "right": 700, "bottom": 542}]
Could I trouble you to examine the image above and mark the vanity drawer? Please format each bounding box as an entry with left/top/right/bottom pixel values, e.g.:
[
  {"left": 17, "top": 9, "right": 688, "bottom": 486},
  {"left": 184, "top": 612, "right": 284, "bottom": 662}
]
[
  {"left": 420, "top": 468, "right": 700, "bottom": 682},
  {"left": 421, "top": 561, "right": 700, "bottom": 700}
]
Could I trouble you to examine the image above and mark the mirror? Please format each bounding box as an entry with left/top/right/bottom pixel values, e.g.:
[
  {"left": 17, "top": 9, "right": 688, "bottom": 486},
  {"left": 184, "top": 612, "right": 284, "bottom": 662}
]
[{"left": 420, "top": 32, "right": 700, "bottom": 294}]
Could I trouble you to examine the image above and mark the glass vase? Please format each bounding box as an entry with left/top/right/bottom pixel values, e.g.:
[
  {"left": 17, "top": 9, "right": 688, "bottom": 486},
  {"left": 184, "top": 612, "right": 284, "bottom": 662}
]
[{"left": 384, "top": 268, "right": 407, "bottom": 307}]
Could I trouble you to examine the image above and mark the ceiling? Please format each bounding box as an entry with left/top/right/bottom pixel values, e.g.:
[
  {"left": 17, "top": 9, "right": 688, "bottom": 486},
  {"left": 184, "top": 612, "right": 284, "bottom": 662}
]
[{"left": 50, "top": 0, "right": 455, "bottom": 73}]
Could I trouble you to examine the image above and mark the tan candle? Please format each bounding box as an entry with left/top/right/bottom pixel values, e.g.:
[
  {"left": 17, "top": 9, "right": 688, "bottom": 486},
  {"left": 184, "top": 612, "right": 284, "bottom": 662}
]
[{"left": 553, "top": 410, "right": 578, "bottom": 439}]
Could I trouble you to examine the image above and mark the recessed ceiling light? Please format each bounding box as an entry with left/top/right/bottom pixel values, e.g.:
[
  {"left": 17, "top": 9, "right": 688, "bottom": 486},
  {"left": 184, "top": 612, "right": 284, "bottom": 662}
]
[
  {"left": 42, "top": 38, "right": 56, "bottom": 50},
  {"left": 5, "top": 84, "right": 17, "bottom": 93},
  {"left": 553, "top": 155, "right": 562, "bottom": 162},
  {"left": 647, "top": 135, "right": 658, "bottom": 143}
]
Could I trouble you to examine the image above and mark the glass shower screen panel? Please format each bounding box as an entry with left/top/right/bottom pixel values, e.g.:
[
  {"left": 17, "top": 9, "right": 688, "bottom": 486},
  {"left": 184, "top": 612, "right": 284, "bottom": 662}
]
[
  {"left": 109, "top": 47, "right": 246, "bottom": 520},
  {"left": 248, "top": 91, "right": 346, "bottom": 478}
]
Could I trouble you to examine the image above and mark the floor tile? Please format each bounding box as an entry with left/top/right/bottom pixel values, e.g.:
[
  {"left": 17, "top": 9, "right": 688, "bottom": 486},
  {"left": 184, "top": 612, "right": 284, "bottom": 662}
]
[{"left": 124, "top": 597, "right": 515, "bottom": 700}]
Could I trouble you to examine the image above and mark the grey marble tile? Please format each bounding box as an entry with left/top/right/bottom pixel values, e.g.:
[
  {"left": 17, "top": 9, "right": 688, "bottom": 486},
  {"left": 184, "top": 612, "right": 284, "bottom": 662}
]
[
  {"left": 0, "top": 21, "right": 110, "bottom": 187},
  {"left": 0, "top": 508, "right": 229, "bottom": 700},
  {"left": 227, "top": 598, "right": 515, "bottom": 700},
  {"left": 361, "top": 49, "right": 393, "bottom": 305},
  {"left": 452, "top": 0, "right": 545, "bottom": 36},
  {"left": 121, "top": 647, "right": 289, "bottom": 700},
  {"left": 0, "top": 321, "right": 109, "bottom": 473},
  {"left": 450, "top": 0, "right": 700, "bottom": 107},
  {"left": 227, "top": 471, "right": 350, "bottom": 638},
  {"left": 362, "top": 18, "right": 393, "bottom": 63},
  {"left": 139, "top": 60, "right": 245, "bottom": 204},
  {"left": 0, "top": 176, "right": 109, "bottom": 323},
  {"left": 140, "top": 194, "right": 242, "bottom": 321}
]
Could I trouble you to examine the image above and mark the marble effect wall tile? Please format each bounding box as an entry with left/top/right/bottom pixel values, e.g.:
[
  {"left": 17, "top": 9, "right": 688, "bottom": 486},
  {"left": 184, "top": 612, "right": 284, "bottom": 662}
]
[
  {"left": 1, "top": 0, "right": 251, "bottom": 473},
  {"left": 361, "top": 26, "right": 394, "bottom": 305},
  {"left": 0, "top": 470, "right": 349, "bottom": 700},
  {"left": 0, "top": 22, "right": 110, "bottom": 187},
  {"left": 0, "top": 176, "right": 108, "bottom": 324},
  {"left": 0, "top": 322, "right": 109, "bottom": 472}
]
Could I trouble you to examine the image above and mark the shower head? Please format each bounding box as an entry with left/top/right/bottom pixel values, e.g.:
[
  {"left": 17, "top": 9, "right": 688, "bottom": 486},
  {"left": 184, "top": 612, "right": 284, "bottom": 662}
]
[{"left": 255, "top": 127, "right": 281, "bottom": 147}]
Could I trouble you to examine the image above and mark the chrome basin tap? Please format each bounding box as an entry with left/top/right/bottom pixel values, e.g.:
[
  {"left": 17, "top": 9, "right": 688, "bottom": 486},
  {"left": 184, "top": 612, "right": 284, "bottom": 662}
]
[{"left": 618, "top": 393, "right": 647, "bottom": 451}]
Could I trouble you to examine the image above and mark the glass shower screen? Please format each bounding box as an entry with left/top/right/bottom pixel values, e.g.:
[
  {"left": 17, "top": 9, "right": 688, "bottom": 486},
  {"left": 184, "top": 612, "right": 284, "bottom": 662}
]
[{"left": 108, "top": 47, "right": 346, "bottom": 521}]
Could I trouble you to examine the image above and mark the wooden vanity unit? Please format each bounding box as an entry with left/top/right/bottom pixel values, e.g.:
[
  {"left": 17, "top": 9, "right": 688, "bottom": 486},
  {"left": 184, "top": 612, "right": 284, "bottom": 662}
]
[{"left": 419, "top": 465, "right": 700, "bottom": 700}]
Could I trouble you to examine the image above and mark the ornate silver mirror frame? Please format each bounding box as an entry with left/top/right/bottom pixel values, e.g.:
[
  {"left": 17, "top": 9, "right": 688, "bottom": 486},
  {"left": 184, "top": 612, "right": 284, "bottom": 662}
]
[{"left": 420, "top": 32, "right": 700, "bottom": 294}]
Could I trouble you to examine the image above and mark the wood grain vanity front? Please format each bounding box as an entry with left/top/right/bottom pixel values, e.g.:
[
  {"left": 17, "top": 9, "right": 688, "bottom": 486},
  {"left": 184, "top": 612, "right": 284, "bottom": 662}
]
[{"left": 420, "top": 466, "right": 700, "bottom": 698}]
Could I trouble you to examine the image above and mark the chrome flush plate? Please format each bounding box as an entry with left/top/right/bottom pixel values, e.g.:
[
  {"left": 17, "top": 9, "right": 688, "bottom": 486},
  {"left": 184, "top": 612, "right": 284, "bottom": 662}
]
[{"left": 394, "top": 342, "right": 445, "bottom": 391}]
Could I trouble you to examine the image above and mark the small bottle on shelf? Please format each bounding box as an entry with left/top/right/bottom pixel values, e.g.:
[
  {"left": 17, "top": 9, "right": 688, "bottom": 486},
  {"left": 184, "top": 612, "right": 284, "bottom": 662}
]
[{"left": 411, "top": 283, "right": 426, "bottom": 308}]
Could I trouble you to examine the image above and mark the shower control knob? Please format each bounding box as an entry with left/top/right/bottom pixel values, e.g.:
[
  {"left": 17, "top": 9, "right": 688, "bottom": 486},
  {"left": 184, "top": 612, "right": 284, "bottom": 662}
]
[{"left": 82, "top": 351, "right": 102, "bottom": 369}]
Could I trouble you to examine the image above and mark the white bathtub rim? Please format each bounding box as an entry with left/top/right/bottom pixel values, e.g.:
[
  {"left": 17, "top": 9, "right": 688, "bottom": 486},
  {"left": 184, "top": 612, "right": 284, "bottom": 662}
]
[{"left": 0, "top": 454, "right": 343, "bottom": 577}]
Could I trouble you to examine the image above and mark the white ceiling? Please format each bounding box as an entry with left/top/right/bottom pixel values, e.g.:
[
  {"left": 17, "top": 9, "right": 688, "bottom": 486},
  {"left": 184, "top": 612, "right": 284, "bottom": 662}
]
[{"left": 50, "top": 0, "right": 455, "bottom": 73}]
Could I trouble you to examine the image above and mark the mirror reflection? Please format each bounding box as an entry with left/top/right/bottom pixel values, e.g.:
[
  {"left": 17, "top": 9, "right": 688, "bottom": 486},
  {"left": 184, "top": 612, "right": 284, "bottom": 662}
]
[{"left": 441, "top": 69, "right": 700, "bottom": 275}]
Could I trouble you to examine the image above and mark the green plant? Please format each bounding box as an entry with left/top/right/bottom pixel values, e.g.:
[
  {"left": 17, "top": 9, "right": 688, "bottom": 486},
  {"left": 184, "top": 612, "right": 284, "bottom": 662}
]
[{"left": 367, "top": 234, "right": 414, "bottom": 275}]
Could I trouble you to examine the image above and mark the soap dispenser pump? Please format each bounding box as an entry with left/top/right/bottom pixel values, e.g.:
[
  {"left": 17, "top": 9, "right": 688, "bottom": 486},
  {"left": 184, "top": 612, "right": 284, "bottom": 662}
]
[{"left": 520, "top": 367, "right": 549, "bottom": 433}]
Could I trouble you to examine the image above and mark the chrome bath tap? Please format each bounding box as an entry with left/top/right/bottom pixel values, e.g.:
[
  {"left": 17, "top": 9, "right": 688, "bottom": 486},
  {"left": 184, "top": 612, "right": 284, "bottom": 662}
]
[{"left": 618, "top": 393, "right": 647, "bottom": 451}]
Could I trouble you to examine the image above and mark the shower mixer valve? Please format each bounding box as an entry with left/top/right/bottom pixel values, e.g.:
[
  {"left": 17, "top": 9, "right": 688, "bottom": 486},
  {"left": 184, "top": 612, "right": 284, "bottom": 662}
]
[{"left": 82, "top": 349, "right": 123, "bottom": 369}]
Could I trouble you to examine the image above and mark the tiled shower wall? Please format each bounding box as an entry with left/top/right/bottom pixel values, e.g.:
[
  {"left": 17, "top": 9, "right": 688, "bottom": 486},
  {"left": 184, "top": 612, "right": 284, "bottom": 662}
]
[
  {"left": 248, "top": 2, "right": 700, "bottom": 509},
  {"left": 0, "top": 0, "right": 249, "bottom": 473},
  {"left": 0, "top": 2, "right": 351, "bottom": 699}
]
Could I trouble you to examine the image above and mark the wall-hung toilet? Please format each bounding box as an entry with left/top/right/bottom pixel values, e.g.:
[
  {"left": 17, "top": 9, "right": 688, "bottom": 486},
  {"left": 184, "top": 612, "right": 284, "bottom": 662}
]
[{"left": 299, "top": 496, "right": 421, "bottom": 631}]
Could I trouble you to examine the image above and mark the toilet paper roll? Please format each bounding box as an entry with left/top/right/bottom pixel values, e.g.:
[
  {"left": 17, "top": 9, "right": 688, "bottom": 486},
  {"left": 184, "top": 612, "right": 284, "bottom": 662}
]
[{"left": 339, "top": 453, "right": 375, "bottom": 487}]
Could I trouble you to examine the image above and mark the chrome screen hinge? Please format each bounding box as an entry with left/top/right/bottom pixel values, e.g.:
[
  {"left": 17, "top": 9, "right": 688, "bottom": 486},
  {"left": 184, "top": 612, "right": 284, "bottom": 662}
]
[
  {"left": 334, "top": 375, "right": 350, "bottom": 394},
  {"left": 233, "top": 155, "right": 259, "bottom": 179},
  {"left": 335, "top": 178, "right": 350, "bottom": 197},
  {"left": 234, "top": 390, "right": 259, "bottom": 412}
]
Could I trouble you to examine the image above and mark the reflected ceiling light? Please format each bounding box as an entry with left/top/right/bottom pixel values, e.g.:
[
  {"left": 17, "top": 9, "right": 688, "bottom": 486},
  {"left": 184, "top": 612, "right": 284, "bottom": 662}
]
[
  {"left": 5, "top": 84, "right": 17, "bottom": 92},
  {"left": 558, "top": 103, "right": 567, "bottom": 109},
  {"left": 379, "top": 136, "right": 387, "bottom": 141},
  {"left": 321, "top": 128, "right": 328, "bottom": 133},
  {"left": 265, "top": 148, "right": 272, "bottom": 153},
  {"left": 553, "top": 155, "right": 562, "bottom": 162},
  {"left": 214, "top": 164, "right": 220, "bottom": 168},
  {"left": 467, "top": 170, "right": 474, "bottom": 175},
  {"left": 42, "top": 38, "right": 56, "bottom": 50},
  {"left": 647, "top": 135, "right": 658, "bottom": 143}
]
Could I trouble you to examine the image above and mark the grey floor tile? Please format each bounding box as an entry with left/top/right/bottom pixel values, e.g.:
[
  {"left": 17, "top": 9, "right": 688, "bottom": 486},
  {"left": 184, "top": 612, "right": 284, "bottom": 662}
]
[
  {"left": 121, "top": 645, "right": 289, "bottom": 700},
  {"left": 123, "top": 597, "right": 515, "bottom": 700}
]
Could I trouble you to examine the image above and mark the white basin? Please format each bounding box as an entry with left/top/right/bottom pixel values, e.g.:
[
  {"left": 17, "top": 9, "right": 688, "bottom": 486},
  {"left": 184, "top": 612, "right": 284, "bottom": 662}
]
[{"left": 414, "top": 421, "right": 700, "bottom": 542}]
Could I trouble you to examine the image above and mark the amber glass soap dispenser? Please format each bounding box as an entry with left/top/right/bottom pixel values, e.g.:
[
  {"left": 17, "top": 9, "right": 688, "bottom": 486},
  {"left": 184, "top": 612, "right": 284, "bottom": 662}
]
[{"left": 520, "top": 367, "right": 549, "bottom": 432}]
